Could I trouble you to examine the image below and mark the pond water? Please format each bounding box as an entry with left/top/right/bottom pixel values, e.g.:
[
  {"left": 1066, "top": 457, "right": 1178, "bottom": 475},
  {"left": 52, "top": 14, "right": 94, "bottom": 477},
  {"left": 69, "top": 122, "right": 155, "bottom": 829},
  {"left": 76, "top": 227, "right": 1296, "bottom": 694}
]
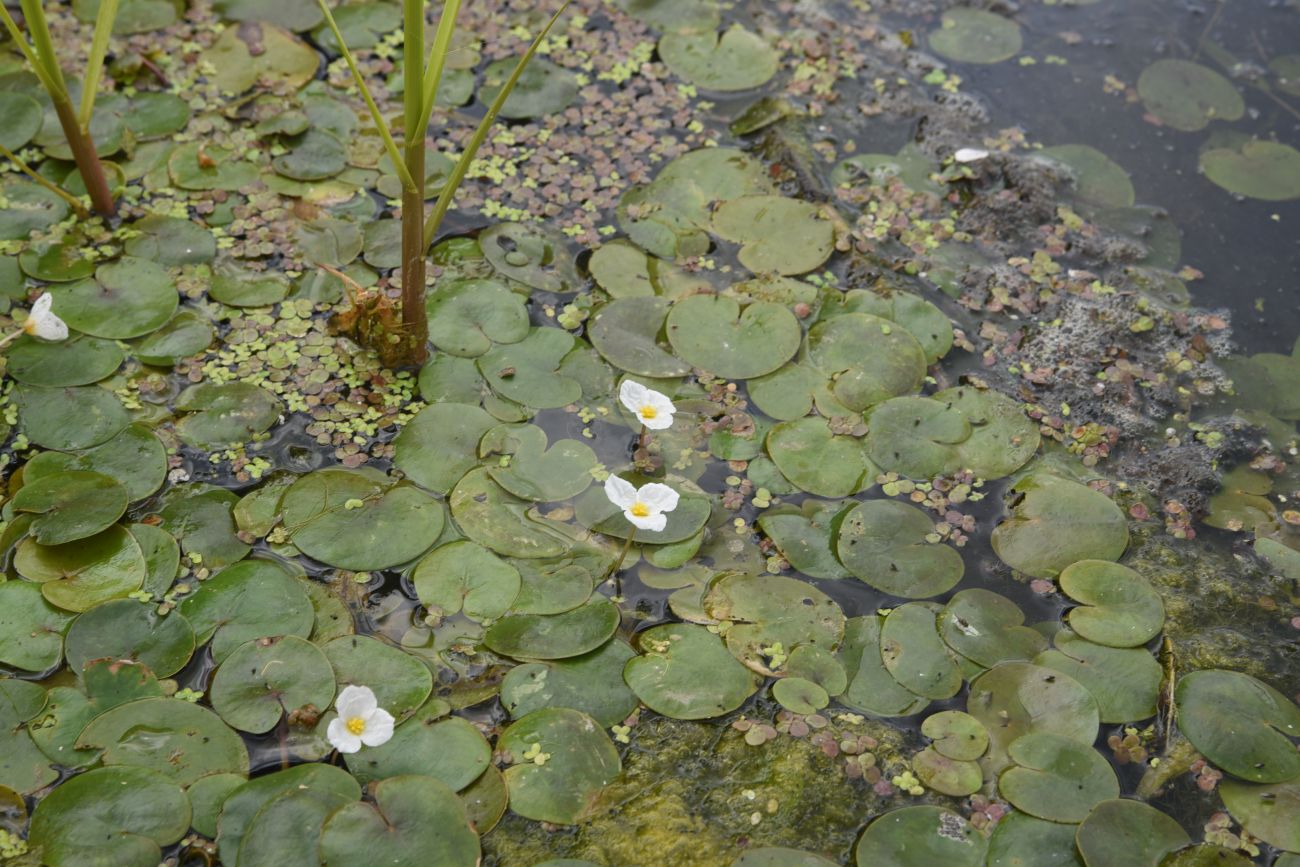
[{"left": 0, "top": 0, "right": 1297, "bottom": 866}]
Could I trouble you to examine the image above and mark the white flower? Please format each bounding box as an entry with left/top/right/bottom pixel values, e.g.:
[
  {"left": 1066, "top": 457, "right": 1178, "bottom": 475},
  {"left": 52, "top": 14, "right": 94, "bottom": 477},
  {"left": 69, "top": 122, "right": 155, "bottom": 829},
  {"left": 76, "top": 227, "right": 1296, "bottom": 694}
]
[
  {"left": 326, "top": 685, "right": 394, "bottom": 754},
  {"left": 22, "top": 294, "right": 68, "bottom": 341},
  {"left": 618, "top": 380, "right": 676, "bottom": 430},
  {"left": 604, "top": 475, "right": 679, "bottom": 532},
  {"left": 954, "top": 147, "right": 989, "bottom": 164}
]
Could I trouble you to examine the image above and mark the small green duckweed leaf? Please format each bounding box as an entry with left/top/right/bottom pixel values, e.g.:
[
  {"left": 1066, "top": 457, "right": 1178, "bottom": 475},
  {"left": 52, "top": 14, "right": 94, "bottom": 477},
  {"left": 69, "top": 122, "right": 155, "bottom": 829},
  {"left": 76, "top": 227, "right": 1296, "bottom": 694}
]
[
  {"left": 1199, "top": 139, "right": 1300, "bottom": 201},
  {"left": 940, "top": 589, "right": 1046, "bottom": 668},
  {"left": 1075, "top": 798, "right": 1190, "bottom": 867},
  {"left": 501, "top": 639, "right": 638, "bottom": 727},
  {"left": 211, "top": 635, "right": 336, "bottom": 734},
  {"left": 880, "top": 602, "right": 963, "bottom": 700},
  {"left": 485, "top": 597, "right": 620, "bottom": 661},
  {"left": 624, "top": 623, "right": 760, "bottom": 719},
  {"left": 426, "top": 279, "right": 529, "bottom": 357},
  {"left": 855, "top": 805, "right": 988, "bottom": 866},
  {"left": 1175, "top": 669, "right": 1300, "bottom": 783},
  {"left": 767, "top": 418, "right": 875, "bottom": 498},
  {"left": 76, "top": 697, "right": 249, "bottom": 785},
  {"left": 928, "top": 8, "right": 1022, "bottom": 64},
  {"left": 50, "top": 257, "right": 177, "bottom": 339},
  {"left": 836, "top": 500, "right": 965, "bottom": 598},
  {"left": 481, "top": 424, "right": 598, "bottom": 502},
  {"left": 998, "top": 732, "right": 1119, "bottom": 822},
  {"left": 1137, "top": 59, "right": 1244, "bottom": 132},
  {"left": 667, "top": 294, "right": 802, "bottom": 379},
  {"left": 991, "top": 474, "right": 1129, "bottom": 577},
  {"left": 1220, "top": 773, "right": 1300, "bottom": 853},
  {"left": 1035, "top": 630, "right": 1161, "bottom": 724},
  {"left": 15, "top": 525, "right": 147, "bottom": 612},
  {"left": 711, "top": 196, "right": 834, "bottom": 275},
  {"left": 13, "top": 470, "right": 128, "bottom": 545},
  {"left": 499, "top": 708, "right": 621, "bottom": 825},
  {"left": 324, "top": 635, "right": 433, "bottom": 720},
  {"left": 64, "top": 599, "right": 195, "bottom": 677},
  {"left": 179, "top": 560, "right": 314, "bottom": 663},
  {"left": 412, "top": 541, "right": 521, "bottom": 622},
  {"left": 281, "top": 467, "right": 443, "bottom": 570},
  {"left": 659, "top": 25, "right": 779, "bottom": 92},
  {"left": 704, "top": 573, "right": 845, "bottom": 675}
]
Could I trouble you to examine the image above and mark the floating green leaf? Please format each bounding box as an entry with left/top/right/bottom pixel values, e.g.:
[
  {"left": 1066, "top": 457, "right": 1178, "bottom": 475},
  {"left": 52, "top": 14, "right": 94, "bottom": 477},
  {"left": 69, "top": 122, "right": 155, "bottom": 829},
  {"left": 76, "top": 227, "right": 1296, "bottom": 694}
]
[
  {"left": 49, "top": 257, "right": 178, "bottom": 339},
  {"left": 1175, "top": 669, "right": 1300, "bottom": 783},
  {"left": 1075, "top": 799, "right": 1190, "bottom": 867},
  {"left": 991, "top": 473, "right": 1129, "bottom": 577},
  {"left": 15, "top": 525, "right": 147, "bottom": 612},
  {"left": 767, "top": 418, "right": 875, "bottom": 498},
  {"left": 940, "top": 589, "right": 1046, "bottom": 668},
  {"left": 1137, "top": 59, "right": 1244, "bottom": 132},
  {"left": 412, "top": 541, "right": 521, "bottom": 622},
  {"left": 76, "top": 697, "right": 249, "bottom": 785},
  {"left": 855, "top": 806, "right": 988, "bottom": 866},
  {"left": 485, "top": 597, "right": 620, "bottom": 661},
  {"left": 836, "top": 500, "right": 965, "bottom": 598},
  {"left": 667, "top": 294, "right": 802, "bottom": 379},
  {"left": 659, "top": 25, "right": 779, "bottom": 92},
  {"left": 502, "top": 639, "right": 638, "bottom": 727},
  {"left": 12, "top": 470, "right": 128, "bottom": 545},
  {"left": 928, "top": 9, "right": 1022, "bottom": 64},
  {"left": 319, "top": 775, "right": 480, "bottom": 866},
  {"left": 1199, "top": 139, "right": 1300, "bottom": 202},
  {"left": 63, "top": 599, "right": 195, "bottom": 677},
  {"left": 998, "top": 732, "right": 1119, "bottom": 822},
  {"left": 211, "top": 635, "right": 336, "bottom": 733},
  {"left": 179, "top": 559, "right": 314, "bottom": 663},
  {"left": 499, "top": 708, "right": 621, "bottom": 825},
  {"left": 704, "top": 573, "right": 845, "bottom": 675}
]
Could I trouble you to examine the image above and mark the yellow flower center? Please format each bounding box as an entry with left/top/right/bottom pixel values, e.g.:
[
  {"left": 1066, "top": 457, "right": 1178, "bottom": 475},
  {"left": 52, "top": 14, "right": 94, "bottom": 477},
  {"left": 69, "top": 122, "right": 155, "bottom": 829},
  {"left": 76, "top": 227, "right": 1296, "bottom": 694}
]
[
  {"left": 630, "top": 502, "right": 651, "bottom": 518},
  {"left": 345, "top": 716, "right": 367, "bottom": 736},
  {"left": 639, "top": 405, "right": 658, "bottom": 419}
]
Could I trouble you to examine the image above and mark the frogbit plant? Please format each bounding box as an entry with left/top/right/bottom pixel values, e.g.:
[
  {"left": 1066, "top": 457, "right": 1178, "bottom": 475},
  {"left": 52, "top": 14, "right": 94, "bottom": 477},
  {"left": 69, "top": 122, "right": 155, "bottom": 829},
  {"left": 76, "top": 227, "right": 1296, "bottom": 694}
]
[
  {"left": 317, "top": 0, "right": 569, "bottom": 367},
  {"left": 0, "top": 0, "right": 120, "bottom": 215},
  {"left": 619, "top": 379, "right": 676, "bottom": 467},
  {"left": 0, "top": 293, "right": 69, "bottom": 350},
  {"left": 326, "top": 685, "right": 395, "bottom": 754}
]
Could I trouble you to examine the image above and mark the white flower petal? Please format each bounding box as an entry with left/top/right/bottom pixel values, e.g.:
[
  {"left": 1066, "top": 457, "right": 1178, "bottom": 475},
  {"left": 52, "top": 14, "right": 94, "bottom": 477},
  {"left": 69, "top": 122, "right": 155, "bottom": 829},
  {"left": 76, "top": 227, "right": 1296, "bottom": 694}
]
[
  {"left": 334, "top": 684, "right": 377, "bottom": 719},
  {"left": 604, "top": 475, "right": 638, "bottom": 511},
  {"left": 627, "top": 511, "right": 667, "bottom": 532},
  {"left": 326, "top": 718, "right": 363, "bottom": 754},
  {"left": 639, "top": 391, "right": 676, "bottom": 430},
  {"left": 618, "top": 380, "right": 648, "bottom": 414},
  {"left": 31, "top": 294, "right": 52, "bottom": 316},
  {"left": 954, "top": 147, "right": 989, "bottom": 163},
  {"left": 359, "top": 708, "right": 395, "bottom": 746},
  {"left": 30, "top": 312, "right": 68, "bottom": 341},
  {"left": 637, "top": 483, "right": 680, "bottom": 513}
]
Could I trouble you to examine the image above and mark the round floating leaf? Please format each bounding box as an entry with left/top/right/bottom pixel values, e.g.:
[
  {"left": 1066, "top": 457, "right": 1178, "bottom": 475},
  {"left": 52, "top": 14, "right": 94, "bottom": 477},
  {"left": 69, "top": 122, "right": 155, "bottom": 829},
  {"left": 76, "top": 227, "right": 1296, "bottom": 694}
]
[
  {"left": 991, "top": 474, "right": 1129, "bottom": 578},
  {"left": 855, "top": 806, "right": 989, "bottom": 867},
  {"left": 461, "top": 765, "right": 508, "bottom": 835},
  {"left": 502, "top": 639, "right": 638, "bottom": 727},
  {"left": 28, "top": 659, "right": 164, "bottom": 771},
  {"left": 922, "top": 710, "right": 989, "bottom": 761},
  {"left": 1138, "top": 59, "right": 1244, "bottom": 132},
  {"left": 238, "top": 786, "right": 356, "bottom": 867},
  {"left": 123, "top": 215, "right": 216, "bottom": 264},
  {"left": 477, "top": 328, "right": 583, "bottom": 409},
  {"left": 15, "top": 384, "right": 129, "bottom": 450},
  {"left": 659, "top": 25, "right": 779, "bottom": 91},
  {"left": 12, "top": 470, "right": 128, "bottom": 545},
  {"left": 837, "top": 615, "right": 929, "bottom": 717},
  {"left": 0, "top": 181, "right": 69, "bottom": 240},
  {"left": 1040, "top": 145, "right": 1135, "bottom": 208},
  {"left": 157, "top": 486, "right": 251, "bottom": 568},
  {"left": 217, "top": 764, "right": 360, "bottom": 866},
  {"left": 210, "top": 267, "right": 291, "bottom": 307},
  {"left": 940, "top": 589, "right": 1046, "bottom": 668},
  {"left": 998, "top": 732, "right": 1119, "bottom": 822},
  {"left": 481, "top": 423, "right": 597, "bottom": 502},
  {"left": 64, "top": 598, "right": 195, "bottom": 677},
  {"left": 711, "top": 195, "right": 834, "bottom": 275},
  {"left": 986, "top": 811, "right": 1084, "bottom": 867},
  {"left": 320, "top": 775, "right": 479, "bottom": 867},
  {"left": 15, "top": 525, "right": 147, "bottom": 612},
  {"left": 0, "top": 679, "right": 54, "bottom": 794},
  {"left": 499, "top": 708, "right": 621, "bottom": 825},
  {"left": 412, "top": 541, "right": 521, "bottom": 622},
  {"left": 179, "top": 559, "right": 315, "bottom": 663},
  {"left": 1075, "top": 799, "right": 1190, "bottom": 867},
  {"left": 134, "top": 311, "right": 215, "bottom": 366},
  {"left": 485, "top": 597, "right": 620, "bottom": 661},
  {"left": 311, "top": 0, "right": 400, "bottom": 48},
  {"left": 0, "top": 92, "right": 41, "bottom": 150},
  {"left": 807, "top": 313, "right": 927, "bottom": 412},
  {"left": 344, "top": 699, "right": 490, "bottom": 791},
  {"left": 1175, "top": 669, "right": 1300, "bottom": 783},
  {"left": 912, "top": 747, "right": 982, "bottom": 796},
  {"left": 174, "top": 382, "right": 282, "bottom": 448},
  {"left": 18, "top": 240, "right": 95, "bottom": 282},
  {"left": 589, "top": 297, "right": 692, "bottom": 378},
  {"left": 76, "top": 697, "right": 250, "bottom": 785},
  {"left": 1220, "top": 773, "right": 1300, "bottom": 853},
  {"left": 758, "top": 500, "right": 852, "bottom": 580},
  {"left": 168, "top": 141, "right": 259, "bottom": 190},
  {"left": 864, "top": 396, "right": 970, "bottom": 479},
  {"left": 880, "top": 602, "right": 963, "bottom": 700},
  {"left": 704, "top": 573, "right": 845, "bottom": 675},
  {"left": 772, "top": 677, "right": 829, "bottom": 714},
  {"left": 24, "top": 424, "right": 167, "bottom": 502},
  {"left": 478, "top": 222, "right": 579, "bottom": 293},
  {"left": 186, "top": 773, "right": 245, "bottom": 839},
  {"left": 748, "top": 362, "right": 822, "bottom": 421},
  {"left": 394, "top": 401, "right": 496, "bottom": 495},
  {"left": 324, "top": 635, "right": 433, "bottom": 719},
  {"left": 928, "top": 8, "right": 1022, "bottom": 64},
  {"left": 836, "top": 500, "right": 965, "bottom": 598},
  {"left": 272, "top": 128, "right": 348, "bottom": 181},
  {"left": 50, "top": 257, "right": 178, "bottom": 339},
  {"left": 966, "top": 662, "right": 1100, "bottom": 764},
  {"left": 281, "top": 467, "right": 443, "bottom": 570},
  {"left": 733, "top": 849, "right": 838, "bottom": 867},
  {"left": 1200, "top": 139, "right": 1300, "bottom": 201},
  {"left": 202, "top": 22, "right": 319, "bottom": 94},
  {"left": 1035, "top": 630, "right": 1161, "bottom": 724},
  {"left": 480, "top": 56, "right": 578, "bottom": 119},
  {"left": 667, "top": 294, "right": 801, "bottom": 379},
  {"left": 450, "top": 468, "right": 576, "bottom": 558},
  {"left": 625, "top": 622, "right": 759, "bottom": 719},
  {"left": 832, "top": 144, "right": 940, "bottom": 194},
  {"left": 934, "top": 386, "right": 1041, "bottom": 480},
  {"left": 0, "top": 581, "right": 74, "bottom": 671},
  {"left": 766, "top": 418, "right": 875, "bottom": 498},
  {"left": 28, "top": 767, "right": 190, "bottom": 867},
  {"left": 426, "top": 279, "right": 529, "bottom": 357},
  {"left": 211, "top": 635, "right": 336, "bottom": 733}
]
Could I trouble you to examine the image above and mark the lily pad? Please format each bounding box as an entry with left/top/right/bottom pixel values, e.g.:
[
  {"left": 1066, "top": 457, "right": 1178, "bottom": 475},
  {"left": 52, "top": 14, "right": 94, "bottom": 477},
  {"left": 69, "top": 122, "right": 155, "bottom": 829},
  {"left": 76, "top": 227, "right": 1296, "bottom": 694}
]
[
  {"left": 12, "top": 470, "right": 128, "bottom": 545},
  {"left": 667, "top": 294, "right": 801, "bottom": 379},
  {"left": 659, "top": 25, "right": 779, "bottom": 92},
  {"left": 216, "top": 764, "right": 359, "bottom": 865},
  {"left": 704, "top": 573, "right": 845, "bottom": 675},
  {"left": 499, "top": 708, "right": 622, "bottom": 825},
  {"left": 63, "top": 598, "right": 195, "bottom": 677},
  {"left": 986, "top": 811, "right": 1085, "bottom": 867},
  {"left": 237, "top": 786, "right": 357, "bottom": 867},
  {"left": 1138, "top": 59, "right": 1244, "bottom": 132},
  {"left": 203, "top": 22, "right": 319, "bottom": 94},
  {"left": 911, "top": 747, "right": 982, "bottom": 796},
  {"left": 174, "top": 382, "right": 282, "bottom": 448},
  {"left": 1058, "top": 560, "right": 1165, "bottom": 648},
  {"left": 855, "top": 805, "right": 988, "bottom": 866},
  {"left": 626, "top": 622, "right": 758, "bottom": 718},
  {"left": 864, "top": 396, "right": 971, "bottom": 479},
  {"left": 480, "top": 423, "right": 598, "bottom": 502},
  {"left": 0, "top": 91, "right": 42, "bottom": 151},
  {"left": 940, "top": 589, "right": 1046, "bottom": 668},
  {"left": 880, "top": 602, "right": 963, "bottom": 699},
  {"left": 412, "top": 541, "right": 521, "bottom": 622},
  {"left": 478, "top": 328, "right": 583, "bottom": 409},
  {"left": 76, "top": 697, "right": 249, "bottom": 785},
  {"left": 157, "top": 486, "right": 251, "bottom": 568},
  {"left": 1200, "top": 139, "right": 1300, "bottom": 201},
  {"left": 836, "top": 500, "right": 965, "bottom": 598},
  {"left": 450, "top": 468, "right": 576, "bottom": 558},
  {"left": 480, "top": 56, "right": 579, "bottom": 119},
  {"left": 319, "top": 775, "right": 480, "bottom": 867},
  {"left": 1075, "top": 799, "right": 1190, "bottom": 867},
  {"left": 589, "top": 297, "right": 693, "bottom": 378},
  {"left": 928, "top": 9, "right": 1022, "bottom": 64},
  {"left": 50, "top": 257, "right": 178, "bottom": 339},
  {"left": 485, "top": 597, "right": 620, "bottom": 661},
  {"left": 210, "top": 267, "right": 291, "bottom": 307},
  {"left": 23, "top": 424, "right": 167, "bottom": 502},
  {"left": 922, "top": 710, "right": 989, "bottom": 761},
  {"left": 837, "top": 615, "right": 930, "bottom": 716},
  {"left": 394, "top": 401, "right": 496, "bottom": 495},
  {"left": 479, "top": 222, "right": 580, "bottom": 293},
  {"left": 211, "top": 635, "right": 336, "bottom": 733},
  {"left": 15, "top": 525, "right": 147, "bottom": 612},
  {"left": 168, "top": 141, "right": 260, "bottom": 190},
  {"left": 1040, "top": 145, "right": 1136, "bottom": 209},
  {"left": 807, "top": 313, "right": 927, "bottom": 412},
  {"left": 998, "top": 732, "right": 1119, "bottom": 822},
  {"left": 27, "top": 766, "right": 190, "bottom": 867},
  {"left": 124, "top": 215, "right": 217, "bottom": 265},
  {"left": 934, "top": 386, "right": 1041, "bottom": 480},
  {"left": 344, "top": 700, "right": 491, "bottom": 792},
  {"left": 0, "top": 580, "right": 75, "bottom": 672},
  {"left": 767, "top": 418, "right": 875, "bottom": 498},
  {"left": 758, "top": 500, "right": 853, "bottom": 580},
  {"left": 991, "top": 473, "right": 1129, "bottom": 578},
  {"left": 1175, "top": 669, "right": 1300, "bottom": 783},
  {"left": 502, "top": 639, "right": 638, "bottom": 727},
  {"left": 1220, "top": 773, "right": 1300, "bottom": 853},
  {"left": 179, "top": 559, "right": 315, "bottom": 663},
  {"left": 15, "top": 385, "right": 129, "bottom": 450},
  {"left": 574, "top": 477, "right": 710, "bottom": 544},
  {"left": 733, "top": 849, "right": 838, "bottom": 867},
  {"left": 18, "top": 240, "right": 96, "bottom": 282},
  {"left": 1035, "top": 630, "right": 1161, "bottom": 724},
  {"left": 0, "top": 181, "right": 69, "bottom": 240},
  {"left": 426, "top": 279, "right": 529, "bottom": 357},
  {"left": 281, "top": 467, "right": 444, "bottom": 570},
  {"left": 134, "top": 311, "right": 215, "bottom": 366},
  {"left": 966, "top": 662, "right": 1100, "bottom": 764},
  {"left": 324, "top": 635, "right": 433, "bottom": 720},
  {"left": 711, "top": 195, "right": 834, "bottom": 275}
]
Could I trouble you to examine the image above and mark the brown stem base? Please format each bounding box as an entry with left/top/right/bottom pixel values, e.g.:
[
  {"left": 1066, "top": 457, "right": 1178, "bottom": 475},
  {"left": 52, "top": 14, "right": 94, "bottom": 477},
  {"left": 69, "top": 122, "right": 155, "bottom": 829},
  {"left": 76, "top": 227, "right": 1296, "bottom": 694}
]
[{"left": 50, "top": 96, "right": 114, "bottom": 217}]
